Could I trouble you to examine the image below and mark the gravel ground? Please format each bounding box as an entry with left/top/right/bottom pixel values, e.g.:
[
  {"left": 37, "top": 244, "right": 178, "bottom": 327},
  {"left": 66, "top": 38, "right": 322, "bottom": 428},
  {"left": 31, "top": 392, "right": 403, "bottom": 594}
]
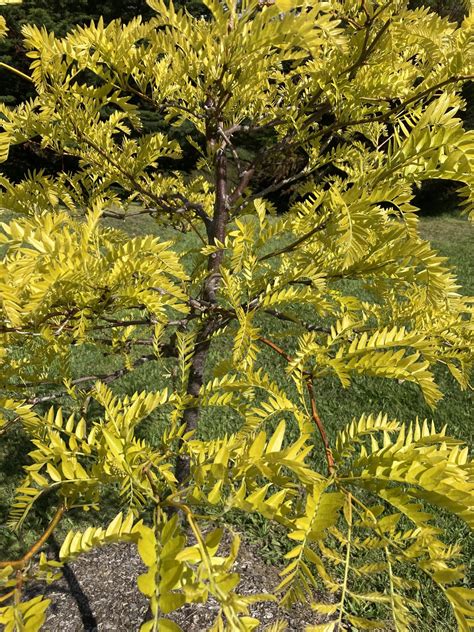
[{"left": 23, "top": 537, "right": 328, "bottom": 631}]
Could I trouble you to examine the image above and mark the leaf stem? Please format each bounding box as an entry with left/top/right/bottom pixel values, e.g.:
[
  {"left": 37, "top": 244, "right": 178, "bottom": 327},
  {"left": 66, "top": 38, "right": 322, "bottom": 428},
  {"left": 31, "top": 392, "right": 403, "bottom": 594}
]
[
  {"left": 0, "top": 62, "right": 33, "bottom": 84},
  {"left": 338, "top": 493, "right": 352, "bottom": 628},
  {"left": 258, "top": 335, "right": 293, "bottom": 363}
]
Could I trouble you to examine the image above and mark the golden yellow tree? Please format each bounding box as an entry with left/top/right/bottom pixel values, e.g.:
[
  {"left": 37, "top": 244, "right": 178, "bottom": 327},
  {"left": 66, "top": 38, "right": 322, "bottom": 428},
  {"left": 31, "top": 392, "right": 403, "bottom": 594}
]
[{"left": 0, "top": 1, "right": 473, "bottom": 630}]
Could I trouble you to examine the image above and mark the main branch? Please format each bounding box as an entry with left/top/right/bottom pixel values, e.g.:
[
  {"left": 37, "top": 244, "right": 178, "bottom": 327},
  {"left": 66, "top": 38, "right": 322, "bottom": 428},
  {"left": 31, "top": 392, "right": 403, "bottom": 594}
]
[{"left": 176, "top": 130, "right": 230, "bottom": 484}]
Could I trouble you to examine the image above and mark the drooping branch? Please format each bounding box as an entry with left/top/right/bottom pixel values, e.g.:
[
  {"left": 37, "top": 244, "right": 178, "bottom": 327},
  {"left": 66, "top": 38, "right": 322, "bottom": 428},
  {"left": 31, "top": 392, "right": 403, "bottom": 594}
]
[
  {"left": 0, "top": 505, "right": 66, "bottom": 570},
  {"left": 25, "top": 353, "right": 160, "bottom": 405}
]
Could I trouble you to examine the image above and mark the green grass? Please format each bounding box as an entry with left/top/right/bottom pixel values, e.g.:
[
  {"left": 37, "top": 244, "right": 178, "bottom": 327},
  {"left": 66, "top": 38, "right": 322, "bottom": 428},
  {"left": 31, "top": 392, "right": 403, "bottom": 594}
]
[{"left": 0, "top": 212, "right": 472, "bottom": 630}]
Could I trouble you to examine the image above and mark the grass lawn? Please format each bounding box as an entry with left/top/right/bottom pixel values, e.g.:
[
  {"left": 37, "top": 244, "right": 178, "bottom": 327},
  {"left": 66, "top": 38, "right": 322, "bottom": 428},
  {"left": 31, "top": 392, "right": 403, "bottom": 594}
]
[{"left": 0, "top": 212, "right": 472, "bottom": 630}]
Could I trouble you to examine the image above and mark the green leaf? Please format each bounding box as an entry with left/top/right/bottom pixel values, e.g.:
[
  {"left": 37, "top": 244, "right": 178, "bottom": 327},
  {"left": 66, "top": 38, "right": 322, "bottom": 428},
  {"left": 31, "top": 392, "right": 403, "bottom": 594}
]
[{"left": 159, "top": 592, "right": 186, "bottom": 614}]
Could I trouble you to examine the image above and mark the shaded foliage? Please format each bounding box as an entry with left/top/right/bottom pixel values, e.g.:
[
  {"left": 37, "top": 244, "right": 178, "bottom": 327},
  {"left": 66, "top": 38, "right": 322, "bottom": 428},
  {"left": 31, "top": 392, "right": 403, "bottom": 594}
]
[{"left": 0, "top": 0, "right": 206, "bottom": 178}]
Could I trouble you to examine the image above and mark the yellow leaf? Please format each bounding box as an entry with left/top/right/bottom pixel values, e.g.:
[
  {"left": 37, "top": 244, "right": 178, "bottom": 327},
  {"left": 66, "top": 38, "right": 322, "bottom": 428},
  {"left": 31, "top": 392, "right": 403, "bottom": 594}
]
[
  {"left": 276, "top": 0, "right": 296, "bottom": 11},
  {"left": 137, "top": 567, "right": 156, "bottom": 598},
  {"left": 102, "top": 429, "right": 124, "bottom": 460},
  {"left": 215, "top": 572, "right": 240, "bottom": 594},
  {"left": 0, "top": 133, "right": 10, "bottom": 163},
  {"left": 137, "top": 527, "right": 157, "bottom": 566},
  {"left": 105, "top": 513, "right": 123, "bottom": 537},
  {"left": 208, "top": 481, "right": 222, "bottom": 505},
  {"left": 266, "top": 420, "right": 286, "bottom": 453},
  {"left": 158, "top": 620, "right": 183, "bottom": 632},
  {"left": 46, "top": 463, "right": 62, "bottom": 482},
  {"left": 61, "top": 458, "right": 75, "bottom": 480}
]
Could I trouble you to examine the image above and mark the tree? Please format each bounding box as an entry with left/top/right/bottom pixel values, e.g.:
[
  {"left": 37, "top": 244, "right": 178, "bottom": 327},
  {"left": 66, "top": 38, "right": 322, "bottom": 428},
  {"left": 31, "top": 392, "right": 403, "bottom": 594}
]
[{"left": 0, "top": 1, "right": 473, "bottom": 630}]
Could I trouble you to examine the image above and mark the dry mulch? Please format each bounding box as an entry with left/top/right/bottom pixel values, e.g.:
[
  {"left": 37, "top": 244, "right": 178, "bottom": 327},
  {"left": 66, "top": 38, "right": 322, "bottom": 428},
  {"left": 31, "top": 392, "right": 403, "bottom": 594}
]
[{"left": 24, "top": 537, "right": 328, "bottom": 631}]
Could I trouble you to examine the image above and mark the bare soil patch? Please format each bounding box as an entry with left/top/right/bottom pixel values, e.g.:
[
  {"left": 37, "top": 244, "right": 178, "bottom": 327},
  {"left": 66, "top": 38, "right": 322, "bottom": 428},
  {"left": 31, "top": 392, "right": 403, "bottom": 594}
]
[{"left": 24, "top": 537, "right": 327, "bottom": 631}]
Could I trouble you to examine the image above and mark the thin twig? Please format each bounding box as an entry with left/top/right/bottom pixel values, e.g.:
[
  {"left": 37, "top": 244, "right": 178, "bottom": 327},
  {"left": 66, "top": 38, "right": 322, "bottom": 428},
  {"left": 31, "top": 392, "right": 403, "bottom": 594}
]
[
  {"left": 75, "top": 128, "right": 213, "bottom": 235},
  {"left": 306, "top": 379, "right": 335, "bottom": 474},
  {"left": 318, "top": 75, "right": 474, "bottom": 138},
  {"left": 217, "top": 125, "right": 242, "bottom": 174},
  {"left": 264, "top": 308, "right": 330, "bottom": 334},
  {"left": 258, "top": 336, "right": 294, "bottom": 364},
  {"left": 25, "top": 354, "right": 159, "bottom": 405},
  {"left": 102, "top": 207, "right": 166, "bottom": 220},
  {"left": 0, "top": 416, "right": 21, "bottom": 436},
  {"left": 258, "top": 221, "right": 327, "bottom": 262},
  {"left": 224, "top": 118, "right": 282, "bottom": 136},
  {"left": 91, "top": 317, "right": 158, "bottom": 329},
  {"left": 345, "top": 18, "right": 391, "bottom": 81},
  {"left": 228, "top": 167, "right": 255, "bottom": 206},
  {"left": 257, "top": 336, "right": 335, "bottom": 474},
  {"left": 234, "top": 169, "right": 308, "bottom": 213}
]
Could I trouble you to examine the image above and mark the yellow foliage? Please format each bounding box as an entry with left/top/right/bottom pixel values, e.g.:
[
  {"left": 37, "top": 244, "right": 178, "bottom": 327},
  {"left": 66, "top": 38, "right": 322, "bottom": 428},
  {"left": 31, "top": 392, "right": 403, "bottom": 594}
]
[{"left": 0, "top": 1, "right": 473, "bottom": 630}]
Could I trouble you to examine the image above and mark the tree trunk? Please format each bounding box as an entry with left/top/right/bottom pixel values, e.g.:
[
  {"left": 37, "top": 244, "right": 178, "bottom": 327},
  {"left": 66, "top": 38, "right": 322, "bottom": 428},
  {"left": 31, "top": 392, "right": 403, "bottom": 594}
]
[{"left": 175, "top": 144, "right": 229, "bottom": 484}]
